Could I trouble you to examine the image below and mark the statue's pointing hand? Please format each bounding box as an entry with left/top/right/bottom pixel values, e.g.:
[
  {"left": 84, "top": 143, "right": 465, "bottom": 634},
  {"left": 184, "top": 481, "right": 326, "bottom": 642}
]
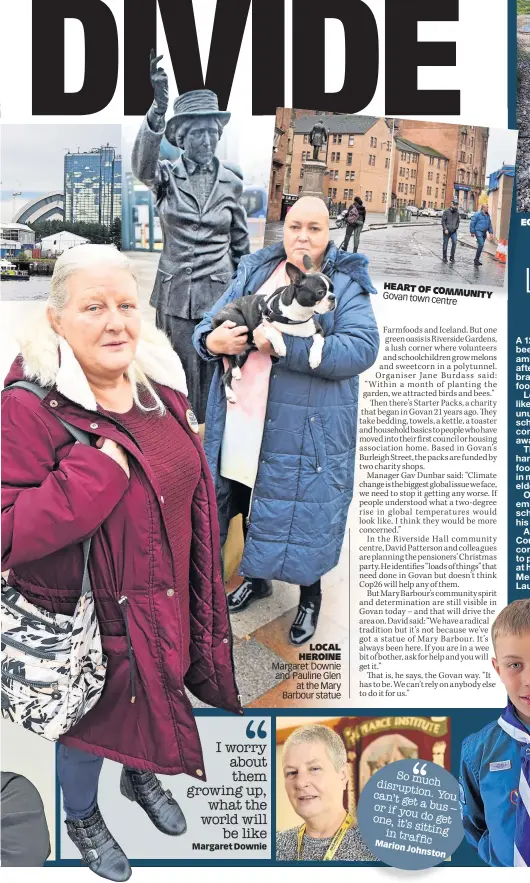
[{"left": 150, "top": 49, "right": 169, "bottom": 115}]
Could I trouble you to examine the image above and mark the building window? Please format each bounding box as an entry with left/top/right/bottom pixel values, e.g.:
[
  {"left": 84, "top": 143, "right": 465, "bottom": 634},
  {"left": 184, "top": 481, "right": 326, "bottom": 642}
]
[
  {"left": 400, "top": 152, "right": 405, "bottom": 161},
  {"left": 332, "top": 188, "right": 337, "bottom": 198},
  {"left": 333, "top": 134, "right": 337, "bottom": 144},
  {"left": 345, "top": 170, "right": 349, "bottom": 181},
  {"left": 328, "top": 188, "right": 332, "bottom": 198},
  {"left": 382, "top": 192, "right": 387, "bottom": 203},
  {"left": 336, "top": 152, "right": 341, "bottom": 162},
  {"left": 334, "top": 170, "right": 339, "bottom": 180},
  {"left": 368, "top": 154, "right": 376, "bottom": 166},
  {"left": 349, "top": 135, "right": 354, "bottom": 146},
  {"left": 404, "top": 183, "right": 408, "bottom": 194},
  {"left": 429, "top": 157, "right": 434, "bottom": 165},
  {"left": 347, "top": 152, "right": 352, "bottom": 164},
  {"left": 365, "top": 191, "right": 373, "bottom": 202},
  {"left": 344, "top": 189, "right": 349, "bottom": 199},
  {"left": 331, "top": 152, "right": 335, "bottom": 162},
  {"left": 428, "top": 172, "right": 433, "bottom": 180},
  {"left": 303, "top": 134, "right": 308, "bottom": 143},
  {"left": 411, "top": 184, "right": 415, "bottom": 193},
  {"left": 436, "top": 174, "right": 440, "bottom": 183},
  {"left": 435, "top": 188, "right": 438, "bottom": 197},
  {"left": 385, "top": 157, "right": 390, "bottom": 168},
  {"left": 299, "top": 185, "right": 303, "bottom": 192},
  {"left": 427, "top": 186, "right": 432, "bottom": 195},
  {"left": 406, "top": 168, "right": 409, "bottom": 179},
  {"left": 370, "top": 136, "right": 377, "bottom": 147},
  {"left": 437, "top": 159, "right": 441, "bottom": 168},
  {"left": 350, "top": 171, "right": 356, "bottom": 182},
  {"left": 300, "top": 169, "right": 304, "bottom": 178}
]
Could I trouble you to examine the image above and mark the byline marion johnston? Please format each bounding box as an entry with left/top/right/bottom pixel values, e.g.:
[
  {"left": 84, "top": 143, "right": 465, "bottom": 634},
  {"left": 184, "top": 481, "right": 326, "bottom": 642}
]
[{"left": 375, "top": 840, "right": 446, "bottom": 858}]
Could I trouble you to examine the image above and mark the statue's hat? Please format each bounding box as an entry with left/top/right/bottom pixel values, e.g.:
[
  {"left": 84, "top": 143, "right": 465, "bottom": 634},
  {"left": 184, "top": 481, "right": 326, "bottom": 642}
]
[{"left": 165, "top": 90, "right": 231, "bottom": 147}]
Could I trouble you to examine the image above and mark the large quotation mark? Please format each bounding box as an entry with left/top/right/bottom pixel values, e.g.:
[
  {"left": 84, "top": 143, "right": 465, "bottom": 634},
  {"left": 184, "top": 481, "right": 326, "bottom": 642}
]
[
  {"left": 413, "top": 762, "right": 427, "bottom": 775},
  {"left": 246, "top": 719, "right": 267, "bottom": 739}
]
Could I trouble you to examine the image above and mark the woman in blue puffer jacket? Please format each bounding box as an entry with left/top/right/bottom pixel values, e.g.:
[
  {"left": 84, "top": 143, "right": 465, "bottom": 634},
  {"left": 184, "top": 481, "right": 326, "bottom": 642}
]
[{"left": 193, "top": 197, "right": 379, "bottom": 645}]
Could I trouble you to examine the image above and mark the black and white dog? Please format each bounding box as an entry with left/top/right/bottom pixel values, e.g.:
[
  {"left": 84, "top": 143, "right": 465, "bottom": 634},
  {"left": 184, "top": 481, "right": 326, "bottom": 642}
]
[{"left": 212, "top": 254, "right": 335, "bottom": 402}]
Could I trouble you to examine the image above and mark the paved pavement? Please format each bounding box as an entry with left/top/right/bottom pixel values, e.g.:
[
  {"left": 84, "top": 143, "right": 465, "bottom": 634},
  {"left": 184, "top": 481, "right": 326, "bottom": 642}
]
[{"left": 265, "top": 216, "right": 505, "bottom": 287}]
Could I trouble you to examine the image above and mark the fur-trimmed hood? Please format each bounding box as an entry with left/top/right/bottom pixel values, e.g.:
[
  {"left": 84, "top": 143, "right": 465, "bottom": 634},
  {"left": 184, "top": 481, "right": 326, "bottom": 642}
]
[{"left": 4, "top": 304, "right": 188, "bottom": 411}]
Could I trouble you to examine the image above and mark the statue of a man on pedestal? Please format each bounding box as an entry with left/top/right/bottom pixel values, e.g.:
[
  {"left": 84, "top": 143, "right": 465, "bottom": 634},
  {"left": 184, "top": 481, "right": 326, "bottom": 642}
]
[{"left": 309, "top": 119, "right": 328, "bottom": 161}]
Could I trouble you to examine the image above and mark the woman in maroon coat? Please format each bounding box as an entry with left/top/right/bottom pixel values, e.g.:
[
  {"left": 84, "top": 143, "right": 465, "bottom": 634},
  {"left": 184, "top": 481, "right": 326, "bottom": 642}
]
[{"left": 1, "top": 245, "right": 241, "bottom": 881}]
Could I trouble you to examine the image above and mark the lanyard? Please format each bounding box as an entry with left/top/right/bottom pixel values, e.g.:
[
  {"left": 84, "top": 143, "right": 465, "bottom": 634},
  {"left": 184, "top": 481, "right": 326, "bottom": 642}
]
[{"left": 296, "top": 812, "right": 354, "bottom": 861}]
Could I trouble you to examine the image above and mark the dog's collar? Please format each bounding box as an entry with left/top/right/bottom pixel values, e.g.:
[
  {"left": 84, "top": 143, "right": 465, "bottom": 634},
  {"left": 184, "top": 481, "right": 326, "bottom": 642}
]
[{"left": 260, "top": 290, "right": 312, "bottom": 326}]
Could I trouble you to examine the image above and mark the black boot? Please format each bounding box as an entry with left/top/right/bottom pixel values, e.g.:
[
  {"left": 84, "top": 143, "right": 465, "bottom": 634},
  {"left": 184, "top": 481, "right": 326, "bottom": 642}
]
[
  {"left": 227, "top": 579, "right": 273, "bottom": 613},
  {"left": 66, "top": 806, "right": 131, "bottom": 882},
  {"left": 289, "top": 583, "right": 322, "bottom": 646},
  {"left": 120, "top": 768, "right": 186, "bottom": 836}
]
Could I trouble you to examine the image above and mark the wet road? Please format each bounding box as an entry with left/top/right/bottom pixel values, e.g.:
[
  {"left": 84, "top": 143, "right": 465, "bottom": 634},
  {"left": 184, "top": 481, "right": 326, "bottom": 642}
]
[
  {"left": 329, "top": 221, "right": 506, "bottom": 288},
  {"left": 265, "top": 218, "right": 506, "bottom": 288}
]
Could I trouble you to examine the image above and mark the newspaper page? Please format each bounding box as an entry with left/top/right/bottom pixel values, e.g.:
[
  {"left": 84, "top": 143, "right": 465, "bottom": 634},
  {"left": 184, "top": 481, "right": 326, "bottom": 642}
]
[{"left": 0, "top": 0, "right": 528, "bottom": 879}]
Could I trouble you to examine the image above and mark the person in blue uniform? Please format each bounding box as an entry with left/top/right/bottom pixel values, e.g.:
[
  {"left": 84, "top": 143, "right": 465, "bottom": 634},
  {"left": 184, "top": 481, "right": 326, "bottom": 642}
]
[{"left": 459, "top": 599, "right": 530, "bottom": 867}]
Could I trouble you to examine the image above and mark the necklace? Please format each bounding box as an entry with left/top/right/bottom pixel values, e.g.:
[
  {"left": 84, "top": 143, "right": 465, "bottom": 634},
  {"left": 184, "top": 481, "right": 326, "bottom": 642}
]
[{"left": 296, "top": 811, "right": 354, "bottom": 861}]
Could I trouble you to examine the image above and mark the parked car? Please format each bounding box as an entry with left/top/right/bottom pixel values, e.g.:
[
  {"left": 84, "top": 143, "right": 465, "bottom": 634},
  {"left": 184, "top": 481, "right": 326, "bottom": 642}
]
[
  {"left": 406, "top": 205, "right": 421, "bottom": 216},
  {"left": 421, "top": 208, "right": 437, "bottom": 217},
  {"left": 459, "top": 209, "right": 472, "bottom": 220}
]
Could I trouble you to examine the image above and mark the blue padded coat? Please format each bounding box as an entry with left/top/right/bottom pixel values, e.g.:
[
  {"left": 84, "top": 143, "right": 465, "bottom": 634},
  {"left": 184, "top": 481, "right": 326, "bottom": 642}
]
[{"left": 193, "top": 241, "right": 379, "bottom": 586}]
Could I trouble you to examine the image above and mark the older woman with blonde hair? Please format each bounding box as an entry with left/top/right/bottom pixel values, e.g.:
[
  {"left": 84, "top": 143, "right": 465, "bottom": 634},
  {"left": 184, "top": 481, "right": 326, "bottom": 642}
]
[{"left": 1, "top": 245, "right": 240, "bottom": 881}]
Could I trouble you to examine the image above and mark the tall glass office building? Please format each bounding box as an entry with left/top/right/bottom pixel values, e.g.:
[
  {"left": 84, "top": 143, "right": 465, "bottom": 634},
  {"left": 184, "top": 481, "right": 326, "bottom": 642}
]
[{"left": 64, "top": 146, "right": 122, "bottom": 227}]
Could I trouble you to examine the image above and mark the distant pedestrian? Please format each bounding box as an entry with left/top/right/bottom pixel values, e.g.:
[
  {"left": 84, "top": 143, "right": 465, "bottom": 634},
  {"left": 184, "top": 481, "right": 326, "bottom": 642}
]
[
  {"left": 341, "top": 197, "right": 366, "bottom": 253},
  {"left": 470, "top": 204, "right": 493, "bottom": 267},
  {"left": 441, "top": 198, "right": 460, "bottom": 263}
]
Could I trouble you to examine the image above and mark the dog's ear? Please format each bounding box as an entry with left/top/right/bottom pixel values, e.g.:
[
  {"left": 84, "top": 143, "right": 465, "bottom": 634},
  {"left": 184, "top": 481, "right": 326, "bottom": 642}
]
[
  {"left": 282, "top": 286, "right": 296, "bottom": 305},
  {"left": 285, "top": 262, "right": 304, "bottom": 286},
  {"left": 303, "top": 254, "right": 316, "bottom": 273}
]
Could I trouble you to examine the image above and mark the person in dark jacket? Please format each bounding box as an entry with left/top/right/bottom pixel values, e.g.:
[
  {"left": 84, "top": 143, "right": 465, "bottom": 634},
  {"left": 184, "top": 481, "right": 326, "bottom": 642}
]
[
  {"left": 1, "top": 772, "right": 50, "bottom": 866},
  {"left": 341, "top": 196, "right": 366, "bottom": 253},
  {"left": 2, "top": 245, "right": 241, "bottom": 881},
  {"left": 193, "top": 197, "right": 379, "bottom": 646},
  {"left": 441, "top": 198, "right": 460, "bottom": 263},
  {"left": 470, "top": 205, "right": 494, "bottom": 267},
  {"left": 131, "top": 52, "right": 249, "bottom": 423}
]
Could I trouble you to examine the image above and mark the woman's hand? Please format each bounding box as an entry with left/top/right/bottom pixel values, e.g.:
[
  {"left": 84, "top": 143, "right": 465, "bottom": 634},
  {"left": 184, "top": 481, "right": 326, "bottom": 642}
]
[
  {"left": 95, "top": 438, "right": 130, "bottom": 478},
  {"left": 150, "top": 49, "right": 169, "bottom": 115},
  {"left": 206, "top": 320, "right": 249, "bottom": 355},
  {"left": 253, "top": 324, "right": 279, "bottom": 357}
]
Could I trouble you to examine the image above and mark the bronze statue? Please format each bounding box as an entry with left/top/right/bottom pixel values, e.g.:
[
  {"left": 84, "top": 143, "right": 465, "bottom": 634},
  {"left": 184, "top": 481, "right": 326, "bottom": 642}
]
[
  {"left": 132, "top": 51, "right": 250, "bottom": 423},
  {"left": 309, "top": 119, "right": 328, "bottom": 161}
]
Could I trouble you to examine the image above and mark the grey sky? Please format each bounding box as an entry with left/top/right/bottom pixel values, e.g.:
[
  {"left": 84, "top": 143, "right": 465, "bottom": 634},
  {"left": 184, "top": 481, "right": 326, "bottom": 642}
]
[
  {"left": 0, "top": 124, "right": 122, "bottom": 192},
  {"left": 486, "top": 128, "right": 518, "bottom": 178}
]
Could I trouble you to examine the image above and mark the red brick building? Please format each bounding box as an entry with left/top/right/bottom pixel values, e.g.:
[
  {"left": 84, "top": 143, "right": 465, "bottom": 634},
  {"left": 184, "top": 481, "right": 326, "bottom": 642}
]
[{"left": 394, "top": 120, "right": 489, "bottom": 212}]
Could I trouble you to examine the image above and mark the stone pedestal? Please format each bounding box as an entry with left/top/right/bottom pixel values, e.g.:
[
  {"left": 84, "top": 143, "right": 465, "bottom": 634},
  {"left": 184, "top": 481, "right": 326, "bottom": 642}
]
[{"left": 299, "top": 160, "right": 327, "bottom": 199}]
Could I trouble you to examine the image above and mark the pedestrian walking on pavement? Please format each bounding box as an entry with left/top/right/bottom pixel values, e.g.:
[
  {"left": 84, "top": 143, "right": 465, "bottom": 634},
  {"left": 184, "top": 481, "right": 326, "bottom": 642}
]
[
  {"left": 470, "top": 204, "right": 494, "bottom": 267},
  {"left": 341, "top": 197, "right": 366, "bottom": 253},
  {"left": 441, "top": 198, "right": 460, "bottom": 263}
]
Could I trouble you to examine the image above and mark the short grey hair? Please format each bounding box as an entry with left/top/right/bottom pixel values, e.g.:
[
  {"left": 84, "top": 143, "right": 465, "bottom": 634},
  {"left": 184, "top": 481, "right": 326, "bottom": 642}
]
[
  {"left": 49, "top": 244, "right": 134, "bottom": 313},
  {"left": 283, "top": 725, "right": 347, "bottom": 772},
  {"left": 175, "top": 116, "right": 224, "bottom": 150},
  {"left": 48, "top": 244, "right": 165, "bottom": 415}
]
